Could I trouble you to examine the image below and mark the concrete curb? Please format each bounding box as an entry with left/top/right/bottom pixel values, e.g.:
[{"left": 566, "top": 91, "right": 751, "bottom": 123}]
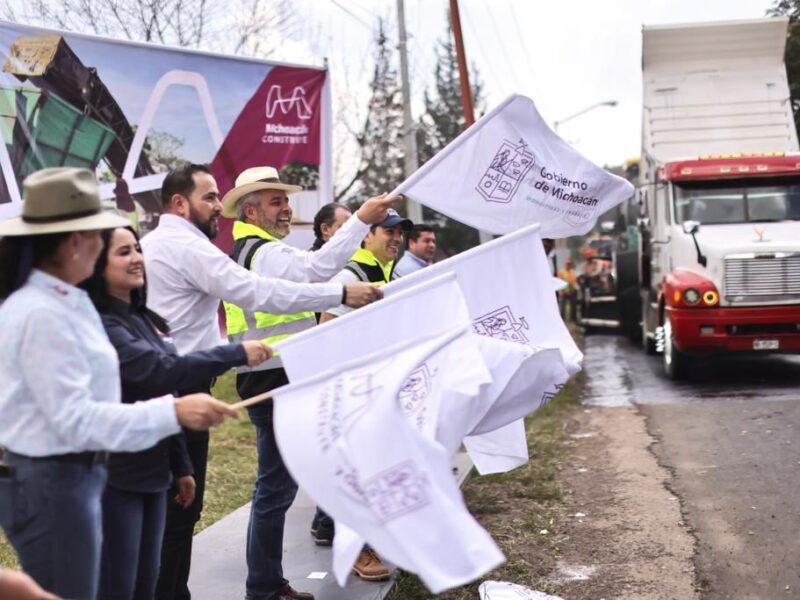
[{"left": 189, "top": 452, "right": 474, "bottom": 599}]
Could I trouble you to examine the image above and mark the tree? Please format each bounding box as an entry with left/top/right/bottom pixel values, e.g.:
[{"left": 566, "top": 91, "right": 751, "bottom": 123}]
[
  {"left": 768, "top": 0, "right": 800, "bottom": 135},
  {"left": 144, "top": 131, "right": 188, "bottom": 172},
  {"left": 0, "top": 0, "right": 297, "bottom": 58},
  {"left": 414, "top": 23, "right": 486, "bottom": 257},
  {"left": 338, "top": 19, "right": 405, "bottom": 205}
]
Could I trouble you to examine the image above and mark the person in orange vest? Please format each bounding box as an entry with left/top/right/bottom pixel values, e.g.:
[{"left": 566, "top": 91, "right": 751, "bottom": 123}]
[{"left": 557, "top": 258, "right": 578, "bottom": 323}]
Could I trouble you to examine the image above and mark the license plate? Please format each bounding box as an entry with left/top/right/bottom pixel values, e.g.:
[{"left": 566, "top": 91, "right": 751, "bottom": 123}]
[{"left": 753, "top": 339, "right": 779, "bottom": 351}]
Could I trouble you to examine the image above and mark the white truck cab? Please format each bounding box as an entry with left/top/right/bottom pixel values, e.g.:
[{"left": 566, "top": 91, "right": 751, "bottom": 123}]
[{"left": 638, "top": 18, "right": 800, "bottom": 378}]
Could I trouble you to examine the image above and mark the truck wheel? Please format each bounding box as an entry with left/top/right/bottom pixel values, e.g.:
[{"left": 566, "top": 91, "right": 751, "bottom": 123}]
[
  {"left": 662, "top": 318, "right": 689, "bottom": 380},
  {"left": 642, "top": 322, "right": 657, "bottom": 355},
  {"left": 618, "top": 287, "right": 641, "bottom": 342}
]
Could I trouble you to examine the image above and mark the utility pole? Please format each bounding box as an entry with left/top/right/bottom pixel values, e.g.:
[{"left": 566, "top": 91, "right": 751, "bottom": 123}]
[
  {"left": 396, "top": 0, "right": 423, "bottom": 224},
  {"left": 449, "top": 0, "right": 492, "bottom": 243}
]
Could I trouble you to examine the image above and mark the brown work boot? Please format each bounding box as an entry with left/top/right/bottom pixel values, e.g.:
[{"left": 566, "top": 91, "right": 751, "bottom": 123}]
[
  {"left": 352, "top": 547, "right": 390, "bottom": 581},
  {"left": 276, "top": 583, "right": 314, "bottom": 599}
]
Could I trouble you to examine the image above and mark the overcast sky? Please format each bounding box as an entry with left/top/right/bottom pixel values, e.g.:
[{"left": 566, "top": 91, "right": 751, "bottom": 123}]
[{"left": 276, "top": 0, "right": 778, "bottom": 175}]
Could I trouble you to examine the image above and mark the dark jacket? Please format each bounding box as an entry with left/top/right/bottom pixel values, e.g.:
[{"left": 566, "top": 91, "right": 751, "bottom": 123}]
[{"left": 101, "top": 297, "right": 247, "bottom": 493}]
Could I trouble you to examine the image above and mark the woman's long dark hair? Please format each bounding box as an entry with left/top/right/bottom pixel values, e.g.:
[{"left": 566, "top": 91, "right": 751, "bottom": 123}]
[
  {"left": 80, "top": 227, "right": 171, "bottom": 334},
  {"left": 0, "top": 232, "right": 71, "bottom": 299}
]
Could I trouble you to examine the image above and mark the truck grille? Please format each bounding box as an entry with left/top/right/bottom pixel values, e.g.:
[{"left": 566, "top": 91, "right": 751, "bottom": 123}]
[{"left": 724, "top": 253, "right": 800, "bottom": 304}]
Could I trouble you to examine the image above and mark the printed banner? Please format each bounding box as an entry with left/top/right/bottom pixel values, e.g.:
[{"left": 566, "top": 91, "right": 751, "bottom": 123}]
[
  {"left": 0, "top": 20, "right": 330, "bottom": 250},
  {"left": 391, "top": 93, "right": 634, "bottom": 238}
]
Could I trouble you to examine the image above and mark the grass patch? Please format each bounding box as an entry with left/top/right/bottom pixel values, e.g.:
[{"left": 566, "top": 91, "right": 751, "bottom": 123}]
[
  {"left": 198, "top": 370, "right": 258, "bottom": 531},
  {"left": 388, "top": 330, "right": 586, "bottom": 599},
  {"left": 0, "top": 530, "right": 16, "bottom": 569},
  {"left": 0, "top": 370, "right": 256, "bottom": 568}
]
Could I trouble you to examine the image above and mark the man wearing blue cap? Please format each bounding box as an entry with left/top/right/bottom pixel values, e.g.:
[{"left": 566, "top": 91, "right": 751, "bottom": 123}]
[{"left": 320, "top": 208, "right": 413, "bottom": 323}]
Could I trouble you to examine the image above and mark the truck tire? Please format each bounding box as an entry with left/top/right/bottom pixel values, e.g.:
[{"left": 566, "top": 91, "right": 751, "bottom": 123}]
[
  {"left": 641, "top": 300, "right": 657, "bottom": 355},
  {"left": 662, "top": 317, "right": 689, "bottom": 380},
  {"left": 643, "top": 325, "right": 657, "bottom": 355},
  {"left": 615, "top": 251, "right": 641, "bottom": 341}
]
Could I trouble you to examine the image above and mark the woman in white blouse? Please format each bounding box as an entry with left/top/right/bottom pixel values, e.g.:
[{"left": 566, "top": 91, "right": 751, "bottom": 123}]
[{"left": 0, "top": 168, "right": 239, "bottom": 600}]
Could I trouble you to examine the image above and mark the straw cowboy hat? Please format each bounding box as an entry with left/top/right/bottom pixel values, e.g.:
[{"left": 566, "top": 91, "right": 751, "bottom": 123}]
[
  {"left": 0, "top": 167, "right": 129, "bottom": 236},
  {"left": 221, "top": 166, "right": 302, "bottom": 218}
]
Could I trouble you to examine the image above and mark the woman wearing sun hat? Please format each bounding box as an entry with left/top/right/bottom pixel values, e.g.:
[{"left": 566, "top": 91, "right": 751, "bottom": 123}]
[{"left": 0, "top": 167, "right": 239, "bottom": 600}]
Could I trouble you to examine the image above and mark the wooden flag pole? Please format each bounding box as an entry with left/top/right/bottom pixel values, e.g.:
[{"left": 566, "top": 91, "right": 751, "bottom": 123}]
[{"left": 230, "top": 390, "right": 274, "bottom": 410}]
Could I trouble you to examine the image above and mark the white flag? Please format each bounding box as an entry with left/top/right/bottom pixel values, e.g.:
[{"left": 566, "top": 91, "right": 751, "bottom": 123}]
[
  {"left": 272, "top": 327, "right": 504, "bottom": 593},
  {"left": 463, "top": 419, "right": 528, "bottom": 475},
  {"left": 384, "top": 224, "right": 581, "bottom": 370},
  {"left": 384, "top": 225, "right": 576, "bottom": 474},
  {"left": 391, "top": 94, "right": 634, "bottom": 238}
]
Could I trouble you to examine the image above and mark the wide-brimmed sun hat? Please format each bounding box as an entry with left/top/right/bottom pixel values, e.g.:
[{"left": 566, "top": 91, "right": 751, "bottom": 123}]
[
  {"left": 0, "top": 167, "right": 129, "bottom": 236},
  {"left": 220, "top": 166, "right": 303, "bottom": 218}
]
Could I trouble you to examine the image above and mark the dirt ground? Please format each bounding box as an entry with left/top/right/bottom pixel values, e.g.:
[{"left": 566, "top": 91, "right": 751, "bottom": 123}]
[{"left": 549, "top": 405, "right": 700, "bottom": 600}]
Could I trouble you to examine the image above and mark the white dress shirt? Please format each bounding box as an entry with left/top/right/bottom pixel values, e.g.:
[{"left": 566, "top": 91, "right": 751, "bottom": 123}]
[
  {"left": 323, "top": 269, "right": 359, "bottom": 318},
  {"left": 0, "top": 270, "right": 180, "bottom": 456},
  {"left": 250, "top": 212, "right": 370, "bottom": 282},
  {"left": 141, "top": 214, "right": 343, "bottom": 354}
]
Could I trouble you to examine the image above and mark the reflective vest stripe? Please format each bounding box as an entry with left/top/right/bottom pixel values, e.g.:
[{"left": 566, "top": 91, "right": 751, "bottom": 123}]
[
  {"left": 344, "top": 247, "right": 395, "bottom": 284},
  {"left": 229, "top": 326, "right": 314, "bottom": 372},
  {"left": 229, "top": 315, "right": 317, "bottom": 342},
  {"left": 223, "top": 224, "right": 315, "bottom": 373}
]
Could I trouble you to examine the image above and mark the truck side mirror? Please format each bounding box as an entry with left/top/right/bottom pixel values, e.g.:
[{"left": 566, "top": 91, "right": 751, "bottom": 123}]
[
  {"left": 682, "top": 220, "right": 707, "bottom": 267},
  {"left": 682, "top": 220, "right": 700, "bottom": 235}
]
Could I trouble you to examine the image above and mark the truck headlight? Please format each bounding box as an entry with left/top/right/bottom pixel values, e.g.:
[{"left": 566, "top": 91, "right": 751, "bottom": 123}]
[
  {"left": 683, "top": 288, "right": 700, "bottom": 304},
  {"left": 703, "top": 290, "right": 719, "bottom": 306}
]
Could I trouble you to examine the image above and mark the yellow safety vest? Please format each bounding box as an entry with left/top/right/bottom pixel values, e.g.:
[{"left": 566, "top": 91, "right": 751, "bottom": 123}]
[
  {"left": 344, "top": 247, "right": 395, "bottom": 284},
  {"left": 223, "top": 221, "right": 316, "bottom": 372}
]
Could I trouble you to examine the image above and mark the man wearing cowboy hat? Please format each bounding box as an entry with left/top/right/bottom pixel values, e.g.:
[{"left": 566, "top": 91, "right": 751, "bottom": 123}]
[
  {"left": 219, "top": 165, "right": 398, "bottom": 600},
  {"left": 141, "top": 164, "right": 384, "bottom": 600}
]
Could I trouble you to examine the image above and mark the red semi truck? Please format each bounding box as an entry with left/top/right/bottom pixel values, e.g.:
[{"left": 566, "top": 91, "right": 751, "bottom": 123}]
[{"left": 626, "top": 17, "right": 800, "bottom": 379}]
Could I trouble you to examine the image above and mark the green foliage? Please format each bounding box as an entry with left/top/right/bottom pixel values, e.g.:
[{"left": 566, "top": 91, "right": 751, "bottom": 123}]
[
  {"left": 280, "top": 161, "right": 320, "bottom": 191},
  {"left": 768, "top": 0, "right": 800, "bottom": 135},
  {"left": 199, "top": 371, "right": 258, "bottom": 532},
  {"left": 144, "top": 130, "right": 188, "bottom": 172},
  {"left": 0, "top": 530, "right": 17, "bottom": 568},
  {"left": 415, "top": 18, "right": 487, "bottom": 257}
]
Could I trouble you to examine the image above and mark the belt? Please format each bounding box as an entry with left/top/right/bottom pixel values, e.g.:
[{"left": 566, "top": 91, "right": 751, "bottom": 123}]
[
  {"left": 7, "top": 450, "right": 109, "bottom": 466},
  {"left": 48, "top": 451, "right": 109, "bottom": 466}
]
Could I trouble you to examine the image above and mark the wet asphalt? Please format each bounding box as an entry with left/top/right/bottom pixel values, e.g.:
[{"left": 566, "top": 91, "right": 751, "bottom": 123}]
[{"left": 582, "top": 333, "right": 800, "bottom": 600}]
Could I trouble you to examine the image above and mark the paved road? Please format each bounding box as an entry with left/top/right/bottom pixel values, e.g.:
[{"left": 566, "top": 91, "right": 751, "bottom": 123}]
[{"left": 582, "top": 334, "right": 800, "bottom": 600}]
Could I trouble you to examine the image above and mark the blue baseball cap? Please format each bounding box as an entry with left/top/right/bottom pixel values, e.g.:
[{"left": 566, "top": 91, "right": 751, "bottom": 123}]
[{"left": 377, "top": 208, "right": 413, "bottom": 232}]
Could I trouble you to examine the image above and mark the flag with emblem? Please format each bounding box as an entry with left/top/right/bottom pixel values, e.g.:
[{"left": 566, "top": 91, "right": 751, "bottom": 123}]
[
  {"left": 273, "top": 325, "right": 504, "bottom": 592},
  {"left": 384, "top": 224, "right": 577, "bottom": 473},
  {"left": 391, "top": 93, "right": 634, "bottom": 238}
]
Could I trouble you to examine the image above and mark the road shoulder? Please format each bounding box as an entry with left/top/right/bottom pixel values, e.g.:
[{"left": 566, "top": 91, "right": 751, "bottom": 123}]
[{"left": 551, "top": 404, "right": 699, "bottom": 599}]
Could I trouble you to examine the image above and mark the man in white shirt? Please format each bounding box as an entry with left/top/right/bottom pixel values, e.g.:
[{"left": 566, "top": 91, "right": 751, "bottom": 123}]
[
  {"left": 393, "top": 223, "right": 436, "bottom": 277},
  {"left": 141, "top": 164, "right": 380, "bottom": 600},
  {"left": 219, "top": 166, "right": 397, "bottom": 600}
]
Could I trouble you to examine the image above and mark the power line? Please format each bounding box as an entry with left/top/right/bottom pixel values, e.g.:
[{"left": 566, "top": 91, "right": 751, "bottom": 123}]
[
  {"left": 328, "top": 0, "right": 373, "bottom": 30},
  {"left": 341, "top": 0, "right": 376, "bottom": 20},
  {"left": 459, "top": 3, "right": 513, "bottom": 95},
  {"left": 506, "top": 0, "right": 538, "bottom": 97},
  {"left": 479, "top": 1, "right": 525, "bottom": 93}
]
